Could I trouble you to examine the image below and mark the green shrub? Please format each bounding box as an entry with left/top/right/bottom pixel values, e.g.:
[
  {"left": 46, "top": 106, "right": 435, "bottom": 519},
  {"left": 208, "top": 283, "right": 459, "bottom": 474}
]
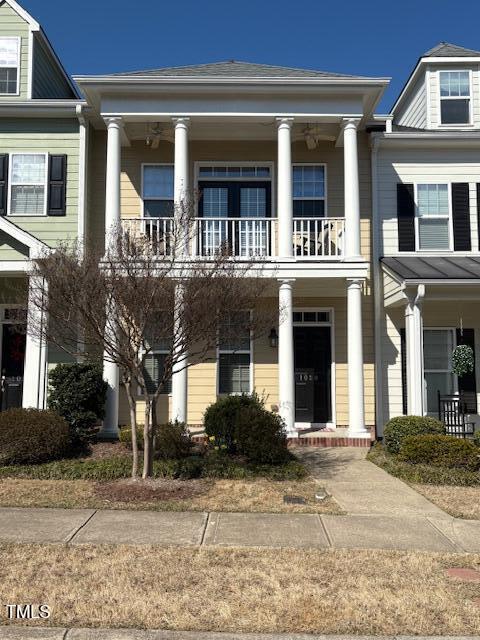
[
  {"left": 399, "top": 434, "right": 480, "bottom": 471},
  {"left": 204, "top": 393, "right": 264, "bottom": 453},
  {"left": 119, "top": 421, "right": 192, "bottom": 460},
  {"left": 48, "top": 362, "right": 108, "bottom": 444},
  {"left": 234, "top": 405, "right": 289, "bottom": 464},
  {"left": 0, "top": 408, "right": 70, "bottom": 465},
  {"left": 473, "top": 431, "right": 480, "bottom": 448},
  {"left": 383, "top": 415, "right": 445, "bottom": 454}
]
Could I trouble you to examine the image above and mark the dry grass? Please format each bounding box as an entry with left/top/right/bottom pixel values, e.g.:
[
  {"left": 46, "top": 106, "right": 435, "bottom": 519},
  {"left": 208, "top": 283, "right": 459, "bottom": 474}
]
[
  {"left": 412, "top": 484, "right": 480, "bottom": 519},
  {"left": 1, "top": 544, "right": 480, "bottom": 634},
  {"left": 0, "top": 478, "right": 342, "bottom": 514}
]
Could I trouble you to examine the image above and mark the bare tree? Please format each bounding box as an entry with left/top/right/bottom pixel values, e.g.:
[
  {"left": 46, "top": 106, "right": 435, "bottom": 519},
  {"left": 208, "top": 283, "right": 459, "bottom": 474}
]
[{"left": 28, "top": 201, "right": 276, "bottom": 478}]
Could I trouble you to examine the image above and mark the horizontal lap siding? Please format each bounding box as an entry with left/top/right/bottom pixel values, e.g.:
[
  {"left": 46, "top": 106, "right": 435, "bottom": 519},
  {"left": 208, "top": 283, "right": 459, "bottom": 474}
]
[
  {"left": 32, "top": 37, "right": 73, "bottom": 99},
  {"left": 0, "top": 123, "right": 79, "bottom": 252},
  {"left": 379, "top": 148, "right": 480, "bottom": 255},
  {"left": 428, "top": 64, "right": 480, "bottom": 128},
  {"left": 397, "top": 74, "right": 427, "bottom": 129},
  {"left": 0, "top": 3, "right": 29, "bottom": 100}
]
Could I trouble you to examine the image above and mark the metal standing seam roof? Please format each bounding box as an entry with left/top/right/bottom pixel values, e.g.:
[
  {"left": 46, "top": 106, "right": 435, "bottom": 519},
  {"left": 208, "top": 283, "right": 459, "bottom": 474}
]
[
  {"left": 105, "top": 60, "right": 371, "bottom": 79},
  {"left": 381, "top": 256, "right": 480, "bottom": 280},
  {"left": 423, "top": 42, "right": 480, "bottom": 58}
]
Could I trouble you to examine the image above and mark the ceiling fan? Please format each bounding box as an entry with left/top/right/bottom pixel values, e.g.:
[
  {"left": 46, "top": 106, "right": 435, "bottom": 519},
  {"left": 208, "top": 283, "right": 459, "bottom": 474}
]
[
  {"left": 145, "top": 124, "right": 174, "bottom": 149},
  {"left": 296, "top": 125, "right": 336, "bottom": 150}
]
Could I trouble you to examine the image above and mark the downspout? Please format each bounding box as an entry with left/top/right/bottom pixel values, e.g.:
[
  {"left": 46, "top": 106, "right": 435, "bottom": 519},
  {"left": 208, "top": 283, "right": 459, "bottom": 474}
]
[
  {"left": 76, "top": 104, "right": 88, "bottom": 256},
  {"left": 371, "top": 135, "right": 384, "bottom": 437}
]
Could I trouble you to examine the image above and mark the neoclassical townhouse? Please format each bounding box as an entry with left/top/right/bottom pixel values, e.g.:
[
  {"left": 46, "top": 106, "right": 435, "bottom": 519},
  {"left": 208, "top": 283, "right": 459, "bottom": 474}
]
[{"left": 2, "top": 0, "right": 477, "bottom": 443}]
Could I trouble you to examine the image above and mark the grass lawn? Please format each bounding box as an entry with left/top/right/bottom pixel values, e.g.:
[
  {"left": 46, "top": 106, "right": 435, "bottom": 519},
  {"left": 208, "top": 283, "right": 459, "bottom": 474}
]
[
  {"left": 0, "top": 477, "right": 342, "bottom": 514},
  {"left": 0, "top": 544, "right": 480, "bottom": 634},
  {"left": 368, "top": 443, "right": 480, "bottom": 520}
]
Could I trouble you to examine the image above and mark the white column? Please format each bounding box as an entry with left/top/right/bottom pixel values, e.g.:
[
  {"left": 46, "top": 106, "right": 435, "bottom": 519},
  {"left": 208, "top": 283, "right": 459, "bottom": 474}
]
[
  {"left": 173, "top": 117, "right": 190, "bottom": 256},
  {"left": 347, "top": 278, "right": 367, "bottom": 435},
  {"left": 278, "top": 279, "right": 296, "bottom": 436},
  {"left": 101, "top": 117, "right": 123, "bottom": 439},
  {"left": 23, "top": 276, "right": 48, "bottom": 409},
  {"left": 405, "top": 285, "right": 425, "bottom": 415},
  {"left": 343, "top": 119, "right": 361, "bottom": 259},
  {"left": 171, "top": 281, "right": 188, "bottom": 424},
  {"left": 277, "top": 118, "right": 294, "bottom": 258}
]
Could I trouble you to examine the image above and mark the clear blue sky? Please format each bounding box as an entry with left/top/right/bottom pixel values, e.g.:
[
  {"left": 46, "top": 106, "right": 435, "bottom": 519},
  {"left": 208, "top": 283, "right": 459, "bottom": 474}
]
[{"left": 21, "top": 0, "right": 480, "bottom": 112}]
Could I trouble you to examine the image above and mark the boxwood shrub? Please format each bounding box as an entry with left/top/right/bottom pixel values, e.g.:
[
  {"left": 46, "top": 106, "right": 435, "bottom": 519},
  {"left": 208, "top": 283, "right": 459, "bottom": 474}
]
[
  {"left": 399, "top": 434, "right": 480, "bottom": 471},
  {"left": 383, "top": 415, "right": 445, "bottom": 455},
  {"left": 119, "top": 421, "right": 192, "bottom": 460},
  {"left": 0, "top": 408, "right": 70, "bottom": 465}
]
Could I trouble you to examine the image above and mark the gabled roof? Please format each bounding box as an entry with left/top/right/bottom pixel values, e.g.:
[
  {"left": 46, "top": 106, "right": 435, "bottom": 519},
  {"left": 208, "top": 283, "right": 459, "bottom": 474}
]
[
  {"left": 106, "top": 60, "right": 369, "bottom": 80},
  {"left": 423, "top": 42, "right": 480, "bottom": 58}
]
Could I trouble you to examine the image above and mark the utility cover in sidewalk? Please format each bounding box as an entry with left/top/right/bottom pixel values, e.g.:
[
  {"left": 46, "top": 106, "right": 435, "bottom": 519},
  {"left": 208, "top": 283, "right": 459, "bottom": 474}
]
[{"left": 283, "top": 495, "right": 306, "bottom": 505}]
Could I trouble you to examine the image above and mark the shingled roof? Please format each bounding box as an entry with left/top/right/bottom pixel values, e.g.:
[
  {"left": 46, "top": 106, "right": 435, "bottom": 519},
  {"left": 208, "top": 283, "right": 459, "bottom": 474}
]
[
  {"left": 107, "top": 60, "right": 367, "bottom": 79},
  {"left": 423, "top": 42, "right": 480, "bottom": 57}
]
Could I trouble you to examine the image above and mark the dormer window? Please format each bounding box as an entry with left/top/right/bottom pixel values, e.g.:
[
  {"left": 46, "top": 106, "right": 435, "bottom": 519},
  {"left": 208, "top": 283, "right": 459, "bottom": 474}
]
[
  {"left": 439, "top": 71, "right": 471, "bottom": 125},
  {"left": 0, "top": 37, "right": 19, "bottom": 95}
]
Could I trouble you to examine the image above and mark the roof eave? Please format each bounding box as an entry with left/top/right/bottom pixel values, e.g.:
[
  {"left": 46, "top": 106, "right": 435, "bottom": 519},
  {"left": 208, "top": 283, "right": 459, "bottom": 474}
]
[{"left": 74, "top": 75, "right": 390, "bottom": 86}]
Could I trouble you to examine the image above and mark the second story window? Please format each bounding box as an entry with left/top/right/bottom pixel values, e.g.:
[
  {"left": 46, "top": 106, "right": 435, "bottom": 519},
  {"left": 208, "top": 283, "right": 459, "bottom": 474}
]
[
  {"left": 142, "top": 164, "right": 174, "bottom": 217},
  {"left": 440, "top": 71, "right": 471, "bottom": 125},
  {"left": 0, "top": 37, "right": 19, "bottom": 95},
  {"left": 293, "top": 165, "right": 326, "bottom": 217},
  {"left": 416, "top": 184, "right": 450, "bottom": 250},
  {"left": 9, "top": 154, "right": 47, "bottom": 216}
]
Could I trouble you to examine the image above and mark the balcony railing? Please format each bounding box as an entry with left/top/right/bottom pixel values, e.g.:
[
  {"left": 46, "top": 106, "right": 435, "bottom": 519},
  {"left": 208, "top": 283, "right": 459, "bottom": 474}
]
[{"left": 121, "top": 217, "right": 345, "bottom": 259}]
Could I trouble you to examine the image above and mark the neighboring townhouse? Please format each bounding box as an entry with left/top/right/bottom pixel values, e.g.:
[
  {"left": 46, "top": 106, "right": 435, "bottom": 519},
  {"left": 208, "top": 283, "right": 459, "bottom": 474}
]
[
  {"left": 74, "top": 60, "right": 389, "bottom": 442},
  {"left": 0, "top": 0, "right": 86, "bottom": 410},
  {"left": 373, "top": 43, "right": 480, "bottom": 435}
]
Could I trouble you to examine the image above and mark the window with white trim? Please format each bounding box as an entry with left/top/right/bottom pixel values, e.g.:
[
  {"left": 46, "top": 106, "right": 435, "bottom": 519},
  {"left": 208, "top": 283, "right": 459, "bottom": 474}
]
[
  {"left": 9, "top": 154, "right": 47, "bottom": 216},
  {"left": 424, "top": 329, "right": 456, "bottom": 413},
  {"left": 142, "top": 337, "right": 172, "bottom": 394},
  {"left": 142, "top": 165, "right": 174, "bottom": 217},
  {"left": 218, "top": 312, "right": 251, "bottom": 394},
  {"left": 440, "top": 71, "right": 471, "bottom": 125},
  {"left": 293, "top": 165, "right": 325, "bottom": 217},
  {"left": 416, "top": 184, "right": 450, "bottom": 250},
  {"left": 0, "top": 38, "right": 19, "bottom": 95}
]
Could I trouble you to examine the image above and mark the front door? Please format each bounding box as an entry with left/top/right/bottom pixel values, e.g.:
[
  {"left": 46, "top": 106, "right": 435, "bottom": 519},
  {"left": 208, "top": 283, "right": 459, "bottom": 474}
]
[
  {"left": 1, "top": 323, "right": 26, "bottom": 409},
  {"left": 294, "top": 326, "right": 332, "bottom": 423}
]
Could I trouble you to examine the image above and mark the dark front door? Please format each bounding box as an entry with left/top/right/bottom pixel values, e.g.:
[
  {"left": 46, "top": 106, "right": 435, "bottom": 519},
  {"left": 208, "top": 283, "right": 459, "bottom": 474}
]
[
  {"left": 294, "top": 326, "right": 332, "bottom": 423},
  {"left": 1, "top": 324, "right": 26, "bottom": 409}
]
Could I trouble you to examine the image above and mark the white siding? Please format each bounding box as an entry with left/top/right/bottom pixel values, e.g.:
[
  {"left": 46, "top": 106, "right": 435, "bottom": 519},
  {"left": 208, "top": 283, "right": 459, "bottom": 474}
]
[
  {"left": 428, "top": 63, "right": 480, "bottom": 129},
  {"left": 378, "top": 147, "right": 480, "bottom": 255},
  {"left": 396, "top": 73, "right": 427, "bottom": 129}
]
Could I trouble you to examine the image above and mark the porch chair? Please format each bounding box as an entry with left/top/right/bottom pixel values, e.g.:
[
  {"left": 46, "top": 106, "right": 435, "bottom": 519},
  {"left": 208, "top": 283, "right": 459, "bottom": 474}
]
[{"left": 437, "top": 391, "right": 475, "bottom": 439}]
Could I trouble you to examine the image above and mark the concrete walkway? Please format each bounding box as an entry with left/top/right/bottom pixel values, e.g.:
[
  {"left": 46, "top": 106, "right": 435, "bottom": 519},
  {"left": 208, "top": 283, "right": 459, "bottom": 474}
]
[
  {"left": 0, "top": 448, "right": 479, "bottom": 553},
  {"left": 1, "top": 629, "right": 479, "bottom": 640}
]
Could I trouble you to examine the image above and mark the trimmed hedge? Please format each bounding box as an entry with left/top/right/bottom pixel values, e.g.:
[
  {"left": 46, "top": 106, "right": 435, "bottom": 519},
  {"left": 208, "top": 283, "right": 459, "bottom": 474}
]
[
  {"left": 119, "top": 421, "right": 192, "bottom": 460},
  {"left": 399, "top": 434, "right": 480, "bottom": 471},
  {"left": 0, "top": 408, "right": 70, "bottom": 465},
  {"left": 383, "top": 415, "right": 445, "bottom": 454},
  {"left": 204, "top": 394, "right": 264, "bottom": 453}
]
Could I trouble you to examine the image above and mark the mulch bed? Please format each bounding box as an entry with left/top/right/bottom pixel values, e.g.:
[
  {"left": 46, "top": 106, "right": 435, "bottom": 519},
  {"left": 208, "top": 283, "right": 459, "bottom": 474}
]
[
  {"left": 86, "top": 442, "right": 131, "bottom": 460},
  {"left": 94, "top": 477, "right": 210, "bottom": 503}
]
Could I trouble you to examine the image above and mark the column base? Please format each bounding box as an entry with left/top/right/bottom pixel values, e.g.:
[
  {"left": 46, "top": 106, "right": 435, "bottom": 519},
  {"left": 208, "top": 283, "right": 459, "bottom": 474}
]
[{"left": 96, "top": 429, "right": 119, "bottom": 442}]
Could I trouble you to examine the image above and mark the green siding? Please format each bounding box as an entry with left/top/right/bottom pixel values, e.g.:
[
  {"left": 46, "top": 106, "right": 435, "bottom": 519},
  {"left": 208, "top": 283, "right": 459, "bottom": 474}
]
[
  {"left": 32, "top": 36, "right": 75, "bottom": 99},
  {"left": 0, "top": 3, "right": 29, "bottom": 100},
  {"left": 0, "top": 231, "right": 29, "bottom": 260},
  {"left": 0, "top": 118, "right": 80, "bottom": 257}
]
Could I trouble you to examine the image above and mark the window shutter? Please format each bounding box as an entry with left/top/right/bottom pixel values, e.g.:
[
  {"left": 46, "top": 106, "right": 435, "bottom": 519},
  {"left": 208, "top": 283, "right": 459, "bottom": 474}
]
[
  {"left": 400, "top": 328, "right": 407, "bottom": 415},
  {"left": 456, "top": 328, "right": 477, "bottom": 413},
  {"left": 397, "top": 183, "right": 415, "bottom": 251},
  {"left": 47, "top": 155, "right": 67, "bottom": 216},
  {"left": 452, "top": 183, "right": 471, "bottom": 251},
  {"left": 477, "top": 184, "right": 480, "bottom": 249},
  {"left": 0, "top": 154, "right": 8, "bottom": 216}
]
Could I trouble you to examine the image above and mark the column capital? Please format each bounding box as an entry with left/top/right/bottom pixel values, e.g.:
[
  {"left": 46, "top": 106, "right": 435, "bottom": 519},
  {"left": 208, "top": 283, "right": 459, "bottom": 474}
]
[
  {"left": 346, "top": 277, "right": 365, "bottom": 288},
  {"left": 278, "top": 278, "right": 296, "bottom": 286},
  {"left": 172, "top": 116, "right": 191, "bottom": 128},
  {"left": 276, "top": 117, "right": 294, "bottom": 129},
  {"left": 104, "top": 116, "right": 124, "bottom": 129},
  {"left": 342, "top": 117, "right": 361, "bottom": 131}
]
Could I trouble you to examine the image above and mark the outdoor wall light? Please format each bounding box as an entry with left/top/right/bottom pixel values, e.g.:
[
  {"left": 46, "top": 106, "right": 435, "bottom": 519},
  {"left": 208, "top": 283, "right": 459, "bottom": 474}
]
[{"left": 269, "top": 328, "right": 278, "bottom": 348}]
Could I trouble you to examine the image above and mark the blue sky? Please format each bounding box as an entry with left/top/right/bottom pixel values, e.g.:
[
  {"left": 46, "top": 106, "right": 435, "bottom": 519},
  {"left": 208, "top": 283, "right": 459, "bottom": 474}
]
[{"left": 20, "top": 0, "right": 480, "bottom": 112}]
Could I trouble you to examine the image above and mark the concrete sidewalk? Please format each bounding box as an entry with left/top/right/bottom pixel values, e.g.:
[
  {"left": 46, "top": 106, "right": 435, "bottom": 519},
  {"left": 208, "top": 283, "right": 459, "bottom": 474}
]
[
  {"left": 1, "top": 629, "right": 479, "bottom": 640},
  {"left": 0, "top": 505, "right": 479, "bottom": 553}
]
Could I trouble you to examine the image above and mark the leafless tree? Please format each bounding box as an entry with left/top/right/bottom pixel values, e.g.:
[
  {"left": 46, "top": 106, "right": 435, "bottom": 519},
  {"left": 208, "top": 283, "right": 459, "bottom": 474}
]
[{"left": 28, "top": 200, "right": 277, "bottom": 478}]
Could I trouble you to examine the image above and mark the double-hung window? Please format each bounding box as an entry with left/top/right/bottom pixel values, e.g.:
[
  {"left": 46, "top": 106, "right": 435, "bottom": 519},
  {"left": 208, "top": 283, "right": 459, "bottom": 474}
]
[
  {"left": 218, "top": 312, "right": 251, "bottom": 394},
  {"left": 9, "top": 153, "right": 47, "bottom": 216},
  {"left": 416, "top": 184, "right": 450, "bottom": 250},
  {"left": 0, "top": 37, "right": 19, "bottom": 95},
  {"left": 423, "top": 329, "right": 456, "bottom": 413},
  {"left": 440, "top": 71, "right": 471, "bottom": 125},
  {"left": 293, "top": 165, "right": 326, "bottom": 217},
  {"left": 142, "top": 165, "right": 174, "bottom": 217},
  {"left": 142, "top": 337, "right": 172, "bottom": 395}
]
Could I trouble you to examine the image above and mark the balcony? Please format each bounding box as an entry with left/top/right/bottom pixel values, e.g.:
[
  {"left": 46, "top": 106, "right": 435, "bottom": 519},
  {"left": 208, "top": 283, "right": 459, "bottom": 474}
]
[{"left": 121, "top": 217, "right": 345, "bottom": 259}]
